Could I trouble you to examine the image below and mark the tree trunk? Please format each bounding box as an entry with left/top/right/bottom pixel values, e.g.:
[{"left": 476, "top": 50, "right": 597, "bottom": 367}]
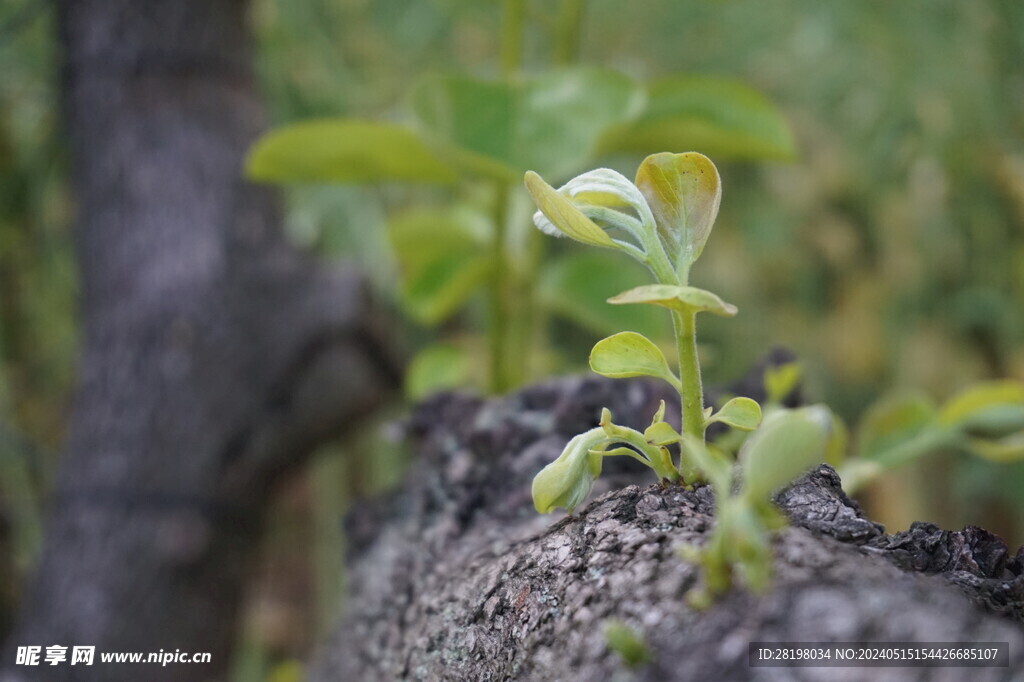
[
  {"left": 312, "top": 377, "right": 1024, "bottom": 682},
  {"left": 2, "top": 1, "right": 397, "bottom": 680}
]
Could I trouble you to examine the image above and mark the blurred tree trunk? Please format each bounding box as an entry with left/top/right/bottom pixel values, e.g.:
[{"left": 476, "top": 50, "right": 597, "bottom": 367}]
[{"left": 2, "top": 1, "right": 397, "bottom": 680}]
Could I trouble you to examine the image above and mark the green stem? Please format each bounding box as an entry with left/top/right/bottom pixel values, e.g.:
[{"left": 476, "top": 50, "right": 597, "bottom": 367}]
[
  {"left": 501, "top": 0, "right": 525, "bottom": 76},
  {"left": 489, "top": 183, "right": 511, "bottom": 393},
  {"left": 553, "top": 0, "right": 585, "bottom": 66},
  {"left": 840, "top": 427, "right": 963, "bottom": 493},
  {"left": 673, "top": 310, "right": 705, "bottom": 442}
]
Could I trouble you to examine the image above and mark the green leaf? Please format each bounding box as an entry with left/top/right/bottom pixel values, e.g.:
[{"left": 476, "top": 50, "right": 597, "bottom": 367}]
[
  {"left": 597, "top": 75, "right": 796, "bottom": 161},
  {"left": 740, "top": 406, "right": 830, "bottom": 502},
  {"left": 607, "top": 284, "right": 737, "bottom": 317},
  {"left": 388, "top": 208, "right": 491, "bottom": 324},
  {"left": 538, "top": 251, "right": 665, "bottom": 339},
  {"left": 589, "top": 332, "right": 679, "bottom": 387},
  {"left": 644, "top": 421, "right": 681, "bottom": 446},
  {"left": 709, "top": 397, "right": 762, "bottom": 431},
  {"left": 856, "top": 390, "right": 937, "bottom": 458},
  {"left": 634, "top": 152, "right": 721, "bottom": 266},
  {"left": 938, "top": 380, "right": 1024, "bottom": 435},
  {"left": 245, "top": 119, "right": 458, "bottom": 184},
  {"left": 524, "top": 172, "right": 619, "bottom": 248},
  {"left": 603, "top": 621, "right": 651, "bottom": 667},
  {"left": 825, "top": 410, "right": 849, "bottom": 467},
  {"left": 412, "top": 68, "right": 642, "bottom": 181},
  {"left": 764, "top": 362, "right": 802, "bottom": 405},
  {"left": 405, "top": 344, "right": 472, "bottom": 400},
  {"left": 532, "top": 428, "right": 608, "bottom": 514},
  {"left": 967, "top": 433, "right": 1024, "bottom": 463}
]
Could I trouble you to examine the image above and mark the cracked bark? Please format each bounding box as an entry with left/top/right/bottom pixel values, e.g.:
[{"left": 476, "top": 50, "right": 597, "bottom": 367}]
[
  {"left": 313, "top": 377, "right": 1024, "bottom": 682},
  {"left": 1, "top": 1, "right": 397, "bottom": 680}
]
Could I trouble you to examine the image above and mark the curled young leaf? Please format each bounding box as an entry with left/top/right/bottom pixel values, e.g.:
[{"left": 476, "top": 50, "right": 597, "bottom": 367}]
[
  {"left": 644, "top": 420, "right": 681, "bottom": 446},
  {"left": 532, "top": 428, "right": 608, "bottom": 514},
  {"left": 740, "top": 405, "right": 831, "bottom": 502},
  {"left": 524, "top": 171, "right": 619, "bottom": 248},
  {"left": 607, "top": 283, "right": 737, "bottom": 317},
  {"left": 634, "top": 152, "right": 722, "bottom": 270},
  {"left": 589, "top": 332, "right": 679, "bottom": 388},
  {"left": 709, "top": 397, "right": 762, "bottom": 431}
]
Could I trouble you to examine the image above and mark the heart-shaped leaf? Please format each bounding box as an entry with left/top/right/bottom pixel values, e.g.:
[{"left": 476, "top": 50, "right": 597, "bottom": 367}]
[
  {"left": 709, "top": 397, "right": 762, "bottom": 431},
  {"left": 740, "top": 406, "right": 830, "bottom": 502},
  {"left": 634, "top": 152, "right": 721, "bottom": 268},
  {"left": 608, "top": 284, "right": 737, "bottom": 317},
  {"left": 246, "top": 119, "right": 458, "bottom": 184},
  {"left": 589, "top": 332, "right": 678, "bottom": 388},
  {"left": 532, "top": 428, "right": 608, "bottom": 514}
]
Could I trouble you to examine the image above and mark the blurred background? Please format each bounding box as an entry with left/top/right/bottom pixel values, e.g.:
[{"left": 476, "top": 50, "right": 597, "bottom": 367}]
[{"left": 1, "top": 0, "right": 1022, "bottom": 679}]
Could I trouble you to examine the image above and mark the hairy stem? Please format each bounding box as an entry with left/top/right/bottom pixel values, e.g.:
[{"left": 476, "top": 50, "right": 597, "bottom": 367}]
[{"left": 673, "top": 309, "right": 705, "bottom": 443}]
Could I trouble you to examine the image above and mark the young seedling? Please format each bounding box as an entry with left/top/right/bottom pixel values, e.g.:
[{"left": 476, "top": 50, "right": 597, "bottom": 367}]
[{"left": 525, "top": 153, "right": 832, "bottom": 600}]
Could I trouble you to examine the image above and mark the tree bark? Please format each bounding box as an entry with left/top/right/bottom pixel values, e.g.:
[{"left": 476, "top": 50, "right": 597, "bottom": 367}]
[
  {"left": 2, "top": 1, "right": 397, "bottom": 680},
  {"left": 312, "top": 377, "right": 1024, "bottom": 682}
]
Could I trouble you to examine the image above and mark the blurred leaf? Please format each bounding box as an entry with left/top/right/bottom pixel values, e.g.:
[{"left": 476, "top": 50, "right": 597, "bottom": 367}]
[
  {"left": 413, "top": 68, "right": 642, "bottom": 181},
  {"left": 524, "top": 171, "right": 618, "bottom": 248},
  {"left": 856, "top": 390, "right": 937, "bottom": 459},
  {"left": 825, "top": 409, "right": 849, "bottom": 467},
  {"left": 598, "top": 75, "right": 795, "bottom": 161},
  {"left": 538, "top": 251, "right": 663, "bottom": 338},
  {"left": 604, "top": 620, "right": 651, "bottom": 667},
  {"left": 709, "top": 397, "right": 762, "bottom": 431},
  {"left": 634, "top": 152, "right": 722, "bottom": 265},
  {"left": 608, "top": 283, "right": 737, "bottom": 317},
  {"left": 246, "top": 119, "right": 457, "bottom": 183},
  {"left": 405, "top": 344, "right": 472, "bottom": 399},
  {"left": 589, "top": 331, "right": 678, "bottom": 386},
  {"left": 938, "top": 380, "right": 1024, "bottom": 434},
  {"left": 764, "top": 362, "right": 802, "bottom": 405},
  {"left": 740, "top": 406, "right": 830, "bottom": 501},
  {"left": 968, "top": 433, "right": 1024, "bottom": 463},
  {"left": 388, "top": 208, "right": 491, "bottom": 324},
  {"left": 682, "top": 434, "right": 732, "bottom": 497}
]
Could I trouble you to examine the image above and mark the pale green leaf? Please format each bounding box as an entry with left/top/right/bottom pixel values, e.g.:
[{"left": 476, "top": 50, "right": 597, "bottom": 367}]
[
  {"left": 634, "top": 152, "right": 721, "bottom": 266},
  {"left": 597, "top": 75, "right": 796, "bottom": 161},
  {"left": 246, "top": 119, "right": 458, "bottom": 184},
  {"left": 709, "top": 397, "right": 762, "bottom": 431},
  {"left": 405, "top": 344, "right": 472, "bottom": 400},
  {"left": 532, "top": 428, "right": 608, "bottom": 514},
  {"left": 589, "top": 332, "right": 678, "bottom": 387},
  {"left": 856, "top": 390, "right": 937, "bottom": 458},
  {"left": 740, "top": 406, "right": 830, "bottom": 502},
  {"left": 525, "top": 171, "right": 618, "bottom": 248},
  {"left": 604, "top": 621, "right": 651, "bottom": 667},
  {"left": 644, "top": 421, "right": 681, "bottom": 446},
  {"left": 764, "top": 362, "right": 802, "bottom": 405},
  {"left": 967, "top": 433, "right": 1024, "bottom": 463},
  {"left": 607, "top": 283, "right": 737, "bottom": 317}
]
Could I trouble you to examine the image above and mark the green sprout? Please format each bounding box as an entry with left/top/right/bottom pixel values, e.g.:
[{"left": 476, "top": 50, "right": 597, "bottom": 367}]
[{"left": 525, "top": 152, "right": 835, "bottom": 601}]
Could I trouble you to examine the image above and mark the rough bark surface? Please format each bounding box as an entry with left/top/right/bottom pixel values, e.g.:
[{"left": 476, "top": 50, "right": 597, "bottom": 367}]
[
  {"left": 313, "top": 377, "right": 1024, "bottom": 682},
  {"left": 2, "top": 2, "right": 397, "bottom": 680}
]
